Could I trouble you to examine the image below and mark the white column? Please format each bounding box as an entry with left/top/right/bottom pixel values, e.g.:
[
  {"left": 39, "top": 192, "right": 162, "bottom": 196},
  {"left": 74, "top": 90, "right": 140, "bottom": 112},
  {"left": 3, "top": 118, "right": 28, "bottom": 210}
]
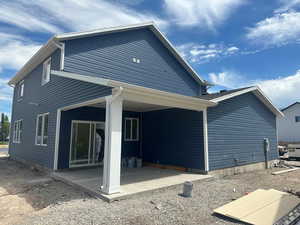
[
  {"left": 203, "top": 108, "right": 209, "bottom": 172},
  {"left": 102, "top": 95, "right": 123, "bottom": 194}
]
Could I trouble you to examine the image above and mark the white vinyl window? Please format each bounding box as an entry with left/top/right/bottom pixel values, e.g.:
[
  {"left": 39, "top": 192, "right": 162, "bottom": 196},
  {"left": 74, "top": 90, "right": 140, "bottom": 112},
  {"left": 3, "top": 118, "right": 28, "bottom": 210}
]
[
  {"left": 35, "top": 113, "right": 49, "bottom": 146},
  {"left": 18, "top": 80, "right": 24, "bottom": 98},
  {"left": 42, "top": 58, "right": 51, "bottom": 85},
  {"left": 13, "top": 120, "right": 23, "bottom": 143},
  {"left": 124, "top": 118, "right": 139, "bottom": 141}
]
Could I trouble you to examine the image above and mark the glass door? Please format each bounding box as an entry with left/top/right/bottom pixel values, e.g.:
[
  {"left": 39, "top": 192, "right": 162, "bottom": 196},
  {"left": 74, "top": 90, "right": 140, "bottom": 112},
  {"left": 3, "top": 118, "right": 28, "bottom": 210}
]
[{"left": 69, "top": 121, "right": 105, "bottom": 168}]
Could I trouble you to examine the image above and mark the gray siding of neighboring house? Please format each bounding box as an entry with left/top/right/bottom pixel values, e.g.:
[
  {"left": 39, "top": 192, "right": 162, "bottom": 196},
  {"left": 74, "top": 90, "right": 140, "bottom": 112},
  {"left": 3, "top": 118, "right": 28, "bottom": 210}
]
[
  {"left": 58, "top": 107, "right": 140, "bottom": 169},
  {"left": 9, "top": 49, "right": 112, "bottom": 169},
  {"left": 207, "top": 93, "right": 278, "bottom": 171},
  {"left": 63, "top": 28, "right": 203, "bottom": 97},
  {"left": 142, "top": 108, "right": 204, "bottom": 170}
]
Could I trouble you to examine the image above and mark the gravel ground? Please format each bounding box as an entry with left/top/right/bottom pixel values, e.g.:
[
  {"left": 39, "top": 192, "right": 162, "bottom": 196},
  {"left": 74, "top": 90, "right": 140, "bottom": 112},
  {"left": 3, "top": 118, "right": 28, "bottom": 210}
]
[{"left": 1, "top": 158, "right": 300, "bottom": 225}]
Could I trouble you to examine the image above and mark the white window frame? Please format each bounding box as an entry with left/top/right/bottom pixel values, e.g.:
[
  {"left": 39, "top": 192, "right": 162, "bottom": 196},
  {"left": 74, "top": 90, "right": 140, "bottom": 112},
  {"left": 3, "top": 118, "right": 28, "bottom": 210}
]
[
  {"left": 35, "top": 113, "right": 49, "bottom": 146},
  {"left": 124, "top": 118, "right": 139, "bottom": 141},
  {"left": 42, "top": 57, "right": 51, "bottom": 85},
  {"left": 18, "top": 80, "right": 24, "bottom": 99},
  {"left": 13, "top": 119, "right": 23, "bottom": 143}
]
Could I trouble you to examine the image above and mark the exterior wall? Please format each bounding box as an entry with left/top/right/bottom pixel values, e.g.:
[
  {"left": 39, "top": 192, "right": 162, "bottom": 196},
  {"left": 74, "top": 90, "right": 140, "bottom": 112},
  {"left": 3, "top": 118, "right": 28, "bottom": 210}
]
[
  {"left": 58, "top": 107, "right": 140, "bottom": 169},
  {"left": 142, "top": 108, "right": 204, "bottom": 170},
  {"left": 9, "top": 49, "right": 112, "bottom": 169},
  {"left": 207, "top": 93, "right": 278, "bottom": 171},
  {"left": 277, "top": 104, "right": 300, "bottom": 143},
  {"left": 63, "top": 28, "right": 203, "bottom": 97}
]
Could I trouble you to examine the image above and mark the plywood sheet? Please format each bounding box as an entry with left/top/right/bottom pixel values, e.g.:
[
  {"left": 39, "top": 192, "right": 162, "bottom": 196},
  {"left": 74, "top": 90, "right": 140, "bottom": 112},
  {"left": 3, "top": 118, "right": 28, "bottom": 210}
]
[{"left": 214, "top": 189, "right": 300, "bottom": 225}]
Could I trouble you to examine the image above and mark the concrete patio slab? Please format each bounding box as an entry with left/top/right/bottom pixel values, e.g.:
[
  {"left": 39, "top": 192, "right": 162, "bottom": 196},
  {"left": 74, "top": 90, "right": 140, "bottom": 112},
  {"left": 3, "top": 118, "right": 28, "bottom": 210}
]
[{"left": 51, "top": 167, "right": 212, "bottom": 202}]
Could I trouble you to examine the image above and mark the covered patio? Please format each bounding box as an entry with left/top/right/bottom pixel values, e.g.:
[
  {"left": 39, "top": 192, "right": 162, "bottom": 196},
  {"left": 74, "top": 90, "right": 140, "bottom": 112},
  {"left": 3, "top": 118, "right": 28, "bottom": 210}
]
[
  {"left": 53, "top": 83, "right": 216, "bottom": 198},
  {"left": 52, "top": 166, "right": 212, "bottom": 201}
]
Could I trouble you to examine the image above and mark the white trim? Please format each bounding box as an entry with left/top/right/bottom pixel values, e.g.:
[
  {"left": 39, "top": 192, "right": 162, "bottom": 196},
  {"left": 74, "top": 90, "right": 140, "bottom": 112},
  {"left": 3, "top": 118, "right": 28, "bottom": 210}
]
[
  {"left": 42, "top": 58, "right": 51, "bottom": 86},
  {"left": 35, "top": 112, "right": 49, "bottom": 146},
  {"left": 51, "top": 70, "right": 215, "bottom": 109},
  {"left": 53, "top": 96, "right": 109, "bottom": 170},
  {"left": 13, "top": 119, "right": 23, "bottom": 144},
  {"left": 9, "top": 22, "right": 205, "bottom": 85},
  {"left": 124, "top": 117, "right": 139, "bottom": 141},
  {"left": 19, "top": 80, "right": 24, "bottom": 98},
  {"left": 211, "top": 86, "right": 284, "bottom": 117},
  {"left": 54, "top": 109, "right": 61, "bottom": 170},
  {"left": 202, "top": 109, "right": 209, "bottom": 172},
  {"left": 51, "top": 70, "right": 110, "bottom": 87},
  {"left": 53, "top": 41, "right": 65, "bottom": 70}
]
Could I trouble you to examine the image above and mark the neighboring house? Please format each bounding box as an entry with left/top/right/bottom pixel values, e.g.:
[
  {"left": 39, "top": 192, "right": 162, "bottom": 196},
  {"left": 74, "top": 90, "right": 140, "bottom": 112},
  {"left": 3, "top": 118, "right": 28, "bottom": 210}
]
[
  {"left": 8, "top": 22, "right": 283, "bottom": 195},
  {"left": 277, "top": 102, "right": 300, "bottom": 143}
]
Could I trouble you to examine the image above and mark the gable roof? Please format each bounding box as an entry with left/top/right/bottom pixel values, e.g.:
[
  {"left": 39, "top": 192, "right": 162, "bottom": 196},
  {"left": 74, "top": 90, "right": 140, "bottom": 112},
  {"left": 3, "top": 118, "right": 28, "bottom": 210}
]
[
  {"left": 8, "top": 22, "right": 205, "bottom": 86},
  {"left": 199, "top": 86, "right": 284, "bottom": 117},
  {"left": 281, "top": 102, "right": 300, "bottom": 112}
]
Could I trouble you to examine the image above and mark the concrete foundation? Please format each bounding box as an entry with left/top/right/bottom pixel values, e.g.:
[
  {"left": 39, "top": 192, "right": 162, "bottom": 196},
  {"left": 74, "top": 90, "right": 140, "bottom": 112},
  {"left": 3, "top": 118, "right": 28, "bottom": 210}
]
[
  {"left": 52, "top": 166, "right": 212, "bottom": 202},
  {"left": 208, "top": 160, "right": 277, "bottom": 177}
]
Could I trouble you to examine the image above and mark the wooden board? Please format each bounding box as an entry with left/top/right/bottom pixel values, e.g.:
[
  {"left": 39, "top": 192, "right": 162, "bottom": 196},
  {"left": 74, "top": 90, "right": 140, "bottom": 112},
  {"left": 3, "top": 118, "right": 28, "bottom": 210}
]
[
  {"left": 214, "top": 189, "right": 300, "bottom": 225},
  {"left": 271, "top": 168, "right": 299, "bottom": 175}
]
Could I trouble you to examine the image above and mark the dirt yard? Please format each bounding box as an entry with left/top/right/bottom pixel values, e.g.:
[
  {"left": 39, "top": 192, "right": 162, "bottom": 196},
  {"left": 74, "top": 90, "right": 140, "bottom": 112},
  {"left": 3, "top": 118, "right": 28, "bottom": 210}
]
[{"left": 1, "top": 158, "right": 300, "bottom": 225}]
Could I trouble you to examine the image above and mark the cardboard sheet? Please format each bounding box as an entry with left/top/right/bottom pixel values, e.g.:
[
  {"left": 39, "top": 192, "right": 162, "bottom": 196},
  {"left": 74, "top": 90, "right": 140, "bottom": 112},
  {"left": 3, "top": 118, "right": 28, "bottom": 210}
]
[{"left": 214, "top": 189, "right": 300, "bottom": 225}]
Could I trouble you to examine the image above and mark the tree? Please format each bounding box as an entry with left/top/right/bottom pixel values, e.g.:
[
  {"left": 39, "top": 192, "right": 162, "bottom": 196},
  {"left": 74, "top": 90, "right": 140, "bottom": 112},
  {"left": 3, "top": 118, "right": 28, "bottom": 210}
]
[{"left": 0, "top": 113, "right": 10, "bottom": 142}]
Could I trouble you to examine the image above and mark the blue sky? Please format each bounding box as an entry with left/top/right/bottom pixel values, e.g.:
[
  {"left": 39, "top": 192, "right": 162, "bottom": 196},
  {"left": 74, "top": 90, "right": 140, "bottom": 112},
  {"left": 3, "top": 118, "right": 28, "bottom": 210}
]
[{"left": 1, "top": 0, "right": 300, "bottom": 119}]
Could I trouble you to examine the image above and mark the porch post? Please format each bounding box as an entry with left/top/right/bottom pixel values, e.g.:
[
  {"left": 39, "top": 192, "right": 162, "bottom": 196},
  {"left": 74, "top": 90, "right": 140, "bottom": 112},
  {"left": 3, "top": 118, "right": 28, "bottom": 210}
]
[
  {"left": 102, "top": 95, "right": 123, "bottom": 194},
  {"left": 203, "top": 108, "right": 209, "bottom": 172}
]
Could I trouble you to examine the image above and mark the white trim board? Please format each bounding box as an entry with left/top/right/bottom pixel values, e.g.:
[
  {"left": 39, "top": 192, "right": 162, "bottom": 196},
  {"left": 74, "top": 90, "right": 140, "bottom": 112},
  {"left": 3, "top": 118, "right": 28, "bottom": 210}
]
[
  {"left": 8, "top": 22, "right": 205, "bottom": 86},
  {"left": 211, "top": 86, "right": 284, "bottom": 117}
]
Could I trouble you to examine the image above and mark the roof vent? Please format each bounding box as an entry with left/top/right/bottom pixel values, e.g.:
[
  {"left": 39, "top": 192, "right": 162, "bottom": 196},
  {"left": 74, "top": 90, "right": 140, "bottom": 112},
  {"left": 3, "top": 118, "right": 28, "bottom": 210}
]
[{"left": 220, "top": 89, "right": 227, "bottom": 93}]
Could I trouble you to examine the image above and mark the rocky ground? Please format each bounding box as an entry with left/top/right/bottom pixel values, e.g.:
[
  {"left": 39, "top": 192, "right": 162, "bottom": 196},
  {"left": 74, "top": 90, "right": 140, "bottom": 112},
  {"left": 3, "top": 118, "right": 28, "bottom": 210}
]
[{"left": 1, "top": 157, "right": 300, "bottom": 225}]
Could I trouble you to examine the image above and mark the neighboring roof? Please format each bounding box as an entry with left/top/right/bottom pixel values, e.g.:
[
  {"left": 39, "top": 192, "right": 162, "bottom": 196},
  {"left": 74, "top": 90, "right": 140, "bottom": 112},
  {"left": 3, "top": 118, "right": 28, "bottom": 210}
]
[
  {"left": 281, "top": 102, "right": 300, "bottom": 112},
  {"left": 199, "top": 87, "right": 252, "bottom": 100},
  {"left": 199, "top": 86, "right": 284, "bottom": 117},
  {"left": 8, "top": 22, "right": 205, "bottom": 85}
]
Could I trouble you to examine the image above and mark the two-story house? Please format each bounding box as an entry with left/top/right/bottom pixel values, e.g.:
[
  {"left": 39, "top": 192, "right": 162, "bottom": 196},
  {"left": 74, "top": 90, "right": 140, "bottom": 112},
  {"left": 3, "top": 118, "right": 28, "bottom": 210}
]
[
  {"left": 8, "top": 22, "right": 283, "bottom": 195},
  {"left": 277, "top": 102, "right": 300, "bottom": 143}
]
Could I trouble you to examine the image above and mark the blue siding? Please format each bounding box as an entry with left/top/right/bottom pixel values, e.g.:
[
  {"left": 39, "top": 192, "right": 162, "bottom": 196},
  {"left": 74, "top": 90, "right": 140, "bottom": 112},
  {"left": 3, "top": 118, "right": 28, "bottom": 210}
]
[
  {"left": 207, "top": 93, "right": 278, "bottom": 170},
  {"left": 58, "top": 107, "right": 140, "bottom": 169},
  {"left": 9, "top": 49, "right": 112, "bottom": 169},
  {"left": 142, "top": 108, "right": 204, "bottom": 170},
  {"left": 63, "top": 28, "right": 202, "bottom": 97}
]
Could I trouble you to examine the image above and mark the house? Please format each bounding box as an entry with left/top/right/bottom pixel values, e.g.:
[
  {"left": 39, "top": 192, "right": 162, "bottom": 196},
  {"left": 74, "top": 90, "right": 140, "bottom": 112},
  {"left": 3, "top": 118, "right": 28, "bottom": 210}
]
[
  {"left": 277, "top": 102, "right": 300, "bottom": 143},
  {"left": 8, "top": 22, "right": 283, "bottom": 195}
]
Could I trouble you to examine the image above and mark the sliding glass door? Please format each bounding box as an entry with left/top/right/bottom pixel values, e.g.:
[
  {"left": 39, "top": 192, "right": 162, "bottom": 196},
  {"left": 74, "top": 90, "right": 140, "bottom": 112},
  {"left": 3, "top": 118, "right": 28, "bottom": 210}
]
[{"left": 69, "top": 121, "right": 105, "bottom": 168}]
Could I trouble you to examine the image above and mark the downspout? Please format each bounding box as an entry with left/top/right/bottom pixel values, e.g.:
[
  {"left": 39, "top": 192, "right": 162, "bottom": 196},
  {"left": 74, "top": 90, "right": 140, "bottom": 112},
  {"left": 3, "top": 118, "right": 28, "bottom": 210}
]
[{"left": 53, "top": 40, "right": 65, "bottom": 70}]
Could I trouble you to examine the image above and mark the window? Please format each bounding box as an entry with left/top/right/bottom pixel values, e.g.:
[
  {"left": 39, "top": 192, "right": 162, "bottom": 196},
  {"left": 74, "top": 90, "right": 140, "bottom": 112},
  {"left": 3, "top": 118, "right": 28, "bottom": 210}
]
[
  {"left": 296, "top": 116, "right": 300, "bottom": 122},
  {"left": 13, "top": 120, "right": 23, "bottom": 143},
  {"left": 18, "top": 80, "right": 24, "bottom": 98},
  {"left": 42, "top": 58, "right": 51, "bottom": 85},
  {"left": 35, "top": 113, "right": 49, "bottom": 146},
  {"left": 124, "top": 118, "right": 139, "bottom": 141}
]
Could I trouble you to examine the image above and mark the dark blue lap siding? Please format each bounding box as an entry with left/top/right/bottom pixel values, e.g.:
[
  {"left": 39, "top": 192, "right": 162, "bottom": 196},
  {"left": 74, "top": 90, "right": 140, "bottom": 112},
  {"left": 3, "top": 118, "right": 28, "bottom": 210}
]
[
  {"left": 207, "top": 93, "right": 278, "bottom": 170},
  {"left": 142, "top": 108, "right": 204, "bottom": 170}
]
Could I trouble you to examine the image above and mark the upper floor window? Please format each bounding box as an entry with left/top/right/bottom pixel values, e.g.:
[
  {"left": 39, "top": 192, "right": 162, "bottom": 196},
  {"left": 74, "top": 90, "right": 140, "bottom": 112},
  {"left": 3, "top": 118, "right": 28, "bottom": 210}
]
[
  {"left": 296, "top": 116, "right": 300, "bottom": 123},
  {"left": 35, "top": 113, "right": 49, "bottom": 146},
  {"left": 13, "top": 120, "right": 23, "bottom": 143},
  {"left": 42, "top": 58, "right": 51, "bottom": 85},
  {"left": 18, "top": 80, "right": 24, "bottom": 99},
  {"left": 124, "top": 118, "right": 139, "bottom": 141}
]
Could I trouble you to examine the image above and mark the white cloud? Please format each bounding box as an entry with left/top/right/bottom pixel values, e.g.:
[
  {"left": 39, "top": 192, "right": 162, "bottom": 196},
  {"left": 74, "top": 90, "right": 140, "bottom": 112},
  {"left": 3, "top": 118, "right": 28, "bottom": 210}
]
[
  {"left": 275, "top": 0, "right": 300, "bottom": 13},
  {"left": 0, "top": 33, "right": 41, "bottom": 71},
  {"left": 177, "top": 43, "right": 239, "bottom": 64},
  {"left": 0, "top": 0, "right": 168, "bottom": 34},
  {"left": 209, "top": 70, "right": 300, "bottom": 107},
  {"left": 246, "top": 12, "right": 300, "bottom": 46},
  {"left": 164, "top": 0, "right": 246, "bottom": 30},
  {"left": 0, "top": 78, "right": 13, "bottom": 102}
]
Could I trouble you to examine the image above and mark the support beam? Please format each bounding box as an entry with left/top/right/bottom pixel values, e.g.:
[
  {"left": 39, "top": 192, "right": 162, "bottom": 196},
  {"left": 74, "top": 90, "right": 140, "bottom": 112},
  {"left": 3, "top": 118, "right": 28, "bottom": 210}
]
[
  {"left": 102, "top": 95, "right": 123, "bottom": 194},
  {"left": 203, "top": 108, "right": 209, "bottom": 172}
]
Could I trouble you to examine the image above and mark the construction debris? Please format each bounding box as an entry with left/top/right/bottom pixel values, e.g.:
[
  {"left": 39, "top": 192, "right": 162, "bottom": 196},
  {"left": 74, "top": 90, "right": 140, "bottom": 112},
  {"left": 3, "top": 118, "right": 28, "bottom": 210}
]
[
  {"left": 271, "top": 168, "right": 300, "bottom": 175},
  {"left": 214, "top": 189, "right": 300, "bottom": 225}
]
